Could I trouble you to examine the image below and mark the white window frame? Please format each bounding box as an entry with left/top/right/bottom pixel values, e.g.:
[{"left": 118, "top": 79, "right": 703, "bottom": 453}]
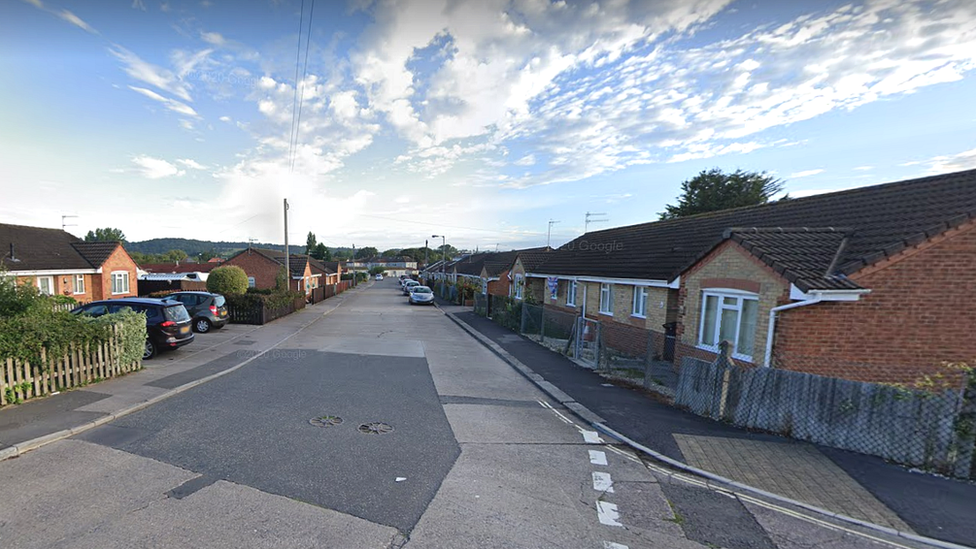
[
  {"left": 247, "top": 277, "right": 256, "bottom": 288},
  {"left": 566, "top": 280, "right": 577, "bottom": 307},
  {"left": 697, "top": 289, "right": 759, "bottom": 361},
  {"left": 36, "top": 276, "right": 55, "bottom": 296},
  {"left": 632, "top": 286, "right": 648, "bottom": 318},
  {"left": 599, "top": 283, "right": 613, "bottom": 315},
  {"left": 514, "top": 274, "right": 524, "bottom": 300},
  {"left": 72, "top": 274, "right": 85, "bottom": 295},
  {"left": 111, "top": 271, "right": 130, "bottom": 295}
]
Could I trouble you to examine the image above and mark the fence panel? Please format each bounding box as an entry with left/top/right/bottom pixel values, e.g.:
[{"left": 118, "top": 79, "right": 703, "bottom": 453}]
[
  {"left": 675, "top": 357, "right": 975, "bottom": 479},
  {"left": 489, "top": 295, "right": 521, "bottom": 332},
  {"left": 473, "top": 293, "right": 488, "bottom": 317},
  {"left": 574, "top": 317, "right": 601, "bottom": 369}
]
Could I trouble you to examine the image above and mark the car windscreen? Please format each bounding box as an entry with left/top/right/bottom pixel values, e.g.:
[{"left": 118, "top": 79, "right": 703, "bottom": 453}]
[
  {"left": 164, "top": 304, "right": 191, "bottom": 322},
  {"left": 213, "top": 295, "right": 226, "bottom": 307},
  {"left": 413, "top": 287, "right": 432, "bottom": 294}
]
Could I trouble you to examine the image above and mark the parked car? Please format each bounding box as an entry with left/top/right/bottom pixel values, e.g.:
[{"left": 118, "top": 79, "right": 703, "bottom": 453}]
[
  {"left": 70, "top": 298, "right": 194, "bottom": 360},
  {"left": 402, "top": 279, "right": 420, "bottom": 295},
  {"left": 408, "top": 286, "right": 434, "bottom": 305},
  {"left": 375, "top": 274, "right": 384, "bottom": 281},
  {"left": 161, "top": 291, "right": 229, "bottom": 333}
]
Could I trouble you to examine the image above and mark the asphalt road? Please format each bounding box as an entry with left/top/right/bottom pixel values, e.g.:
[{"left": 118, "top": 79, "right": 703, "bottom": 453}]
[{"left": 0, "top": 280, "right": 948, "bottom": 549}]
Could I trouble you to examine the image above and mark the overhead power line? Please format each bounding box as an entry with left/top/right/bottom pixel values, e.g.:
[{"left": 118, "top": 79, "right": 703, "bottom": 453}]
[
  {"left": 287, "top": 0, "right": 306, "bottom": 173},
  {"left": 291, "top": 0, "right": 316, "bottom": 172}
]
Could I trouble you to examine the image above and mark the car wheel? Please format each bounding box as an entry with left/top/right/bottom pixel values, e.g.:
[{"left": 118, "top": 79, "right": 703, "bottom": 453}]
[
  {"left": 143, "top": 339, "right": 157, "bottom": 360},
  {"left": 194, "top": 318, "right": 212, "bottom": 333}
]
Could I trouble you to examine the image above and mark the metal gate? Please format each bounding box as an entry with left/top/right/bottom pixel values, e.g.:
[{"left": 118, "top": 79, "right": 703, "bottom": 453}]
[{"left": 574, "top": 317, "right": 600, "bottom": 369}]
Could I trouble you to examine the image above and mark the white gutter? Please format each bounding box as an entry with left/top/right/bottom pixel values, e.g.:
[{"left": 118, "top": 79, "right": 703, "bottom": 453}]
[
  {"left": 526, "top": 272, "right": 675, "bottom": 289},
  {"left": 5, "top": 268, "right": 98, "bottom": 276},
  {"left": 763, "top": 295, "right": 822, "bottom": 368}
]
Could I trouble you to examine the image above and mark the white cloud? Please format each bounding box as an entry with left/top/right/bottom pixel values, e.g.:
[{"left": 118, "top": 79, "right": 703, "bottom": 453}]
[
  {"left": 57, "top": 9, "right": 97, "bottom": 33},
  {"left": 903, "top": 147, "right": 976, "bottom": 174},
  {"left": 111, "top": 46, "right": 193, "bottom": 102},
  {"left": 201, "top": 31, "right": 226, "bottom": 46},
  {"left": 788, "top": 169, "right": 825, "bottom": 179},
  {"left": 132, "top": 156, "right": 185, "bottom": 179},
  {"left": 131, "top": 0, "right": 146, "bottom": 10},
  {"left": 128, "top": 86, "right": 199, "bottom": 117},
  {"left": 853, "top": 166, "right": 874, "bottom": 171},
  {"left": 177, "top": 158, "right": 207, "bottom": 170},
  {"left": 219, "top": 116, "right": 232, "bottom": 122},
  {"left": 514, "top": 154, "right": 536, "bottom": 166}
]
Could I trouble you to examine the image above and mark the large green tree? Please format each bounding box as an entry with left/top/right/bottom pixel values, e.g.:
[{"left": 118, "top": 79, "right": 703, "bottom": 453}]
[
  {"left": 305, "top": 232, "right": 317, "bottom": 255},
  {"left": 311, "top": 242, "right": 330, "bottom": 261},
  {"left": 84, "top": 227, "right": 126, "bottom": 242},
  {"left": 206, "top": 265, "right": 248, "bottom": 295},
  {"left": 355, "top": 246, "right": 378, "bottom": 260},
  {"left": 659, "top": 169, "right": 785, "bottom": 220}
]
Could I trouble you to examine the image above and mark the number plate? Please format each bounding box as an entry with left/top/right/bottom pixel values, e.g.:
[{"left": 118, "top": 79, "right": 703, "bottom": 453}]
[{"left": 180, "top": 326, "right": 190, "bottom": 334}]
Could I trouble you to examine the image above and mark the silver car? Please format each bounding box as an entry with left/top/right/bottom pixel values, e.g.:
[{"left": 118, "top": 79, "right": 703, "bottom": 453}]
[
  {"left": 408, "top": 285, "right": 434, "bottom": 305},
  {"left": 402, "top": 280, "right": 420, "bottom": 295}
]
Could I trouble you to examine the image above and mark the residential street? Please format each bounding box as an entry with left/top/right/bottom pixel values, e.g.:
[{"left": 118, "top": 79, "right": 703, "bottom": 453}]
[{"left": 0, "top": 281, "right": 951, "bottom": 549}]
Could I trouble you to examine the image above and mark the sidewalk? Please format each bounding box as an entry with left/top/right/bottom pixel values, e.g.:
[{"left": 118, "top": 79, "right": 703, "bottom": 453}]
[
  {"left": 444, "top": 306, "right": 976, "bottom": 548},
  {"left": 0, "top": 288, "right": 359, "bottom": 459}
]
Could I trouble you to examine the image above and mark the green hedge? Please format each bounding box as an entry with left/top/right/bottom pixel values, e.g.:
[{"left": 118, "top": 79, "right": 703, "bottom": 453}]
[{"left": 0, "top": 309, "right": 146, "bottom": 366}]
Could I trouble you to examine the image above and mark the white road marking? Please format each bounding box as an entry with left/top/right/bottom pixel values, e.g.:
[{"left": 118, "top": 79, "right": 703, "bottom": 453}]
[
  {"left": 605, "top": 445, "right": 641, "bottom": 464},
  {"left": 538, "top": 400, "right": 574, "bottom": 424},
  {"left": 582, "top": 430, "right": 603, "bottom": 444},
  {"left": 592, "top": 472, "right": 614, "bottom": 493},
  {"left": 596, "top": 501, "right": 623, "bottom": 527},
  {"left": 589, "top": 450, "right": 608, "bottom": 466},
  {"left": 603, "top": 542, "right": 629, "bottom": 549}
]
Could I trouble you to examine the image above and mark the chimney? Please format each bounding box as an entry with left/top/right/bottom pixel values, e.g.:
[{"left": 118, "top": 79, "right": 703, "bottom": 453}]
[{"left": 9, "top": 243, "right": 14, "bottom": 261}]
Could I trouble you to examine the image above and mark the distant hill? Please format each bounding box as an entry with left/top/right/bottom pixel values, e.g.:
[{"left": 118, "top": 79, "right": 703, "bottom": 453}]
[{"left": 125, "top": 238, "right": 352, "bottom": 257}]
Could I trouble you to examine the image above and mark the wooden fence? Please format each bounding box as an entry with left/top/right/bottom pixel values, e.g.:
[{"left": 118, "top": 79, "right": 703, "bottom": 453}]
[
  {"left": 675, "top": 357, "right": 976, "bottom": 479},
  {"left": 228, "top": 296, "right": 307, "bottom": 325},
  {"left": 1, "top": 325, "right": 141, "bottom": 407}
]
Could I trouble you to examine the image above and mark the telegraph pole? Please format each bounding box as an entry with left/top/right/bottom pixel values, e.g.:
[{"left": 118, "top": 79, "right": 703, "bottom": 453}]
[
  {"left": 284, "top": 199, "right": 290, "bottom": 291},
  {"left": 585, "top": 211, "right": 608, "bottom": 233}
]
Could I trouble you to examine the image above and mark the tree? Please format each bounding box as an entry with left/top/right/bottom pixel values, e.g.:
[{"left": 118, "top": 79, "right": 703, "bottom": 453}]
[
  {"left": 85, "top": 227, "right": 126, "bottom": 242},
  {"left": 311, "top": 242, "right": 330, "bottom": 261},
  {"left": 206, "top": 265, "right": 248, "bottom": 295},
  {"left": 306, "top": 232, "right": 317, "bottom": 255},
  {"left": 437, "top": 244, "right": 458, "bottom": 261},
  {"left": 163, "top": 249, "right": 188, "bottom": 263},
  {"left": 368, "top": 266, "right": 386, "bottom": 276},
  {"left": 659, "top": 168, "right": 785, "bottom": 220},
  {"left": 381, "top": 248, "right": 401, "bottom": 258},
  {"left": 355, "top": 246, "right": 378, "bottom": 260}
]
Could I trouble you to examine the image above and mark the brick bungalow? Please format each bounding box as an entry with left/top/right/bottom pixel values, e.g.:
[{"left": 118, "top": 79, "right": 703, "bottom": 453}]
[
  {"left": 223, "top": 247, "right": 318, "bottom": 295},
  {"left": 0, "top": 223, "right": 138, "bottom": 302},
  {"left": 308, "top": 258, "right": 341, "bottom": 286},
  {"left": 528, "top": 169, "right": 976, "bottom": 384}
]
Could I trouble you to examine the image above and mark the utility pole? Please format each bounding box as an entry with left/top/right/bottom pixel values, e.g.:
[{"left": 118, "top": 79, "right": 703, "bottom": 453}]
[
  {"left": 585, "top": 211, "right": 608, "bottom": 233},
  {"left": 352, "top": 243, "right": 356, "bottom": 286},
  {"left": 424, "top": 239, "right": 429, "bottom": 269},
  {"left": 284, "top": 199, "right": 290, "bottom": 291},
  {"left": 432, "top": 234, "right": 446, "bottom": 281},
  {"left": 61, "top": 215, "right": 78, "bottom": 232},
  {"left": 547, "top": 219, "right": 560, "bottom": 248}
]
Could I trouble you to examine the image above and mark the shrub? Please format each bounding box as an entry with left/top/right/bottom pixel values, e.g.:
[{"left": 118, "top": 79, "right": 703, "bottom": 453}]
[{"left": 207, "top": 265, "right": 248, "bottom": 295}]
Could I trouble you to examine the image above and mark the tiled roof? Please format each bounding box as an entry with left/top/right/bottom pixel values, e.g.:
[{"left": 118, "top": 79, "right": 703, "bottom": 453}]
[
  {"left": 307, "top": 258, "right": 336, "bottom": 275},
  {"left": 237, "top": 248, "right": 309, "bottom": 277},
  {"left": 533, "top": 169, "right": 976, "bottom": 289},
  {"left": 726, "top": 228, "right": 860, "bottom": 291},
  {"left": 453, "top": 253, "right": 492, "bottom": 276},
  {"left": 0, "top": 223, "right": 121, "bottom": 271}
]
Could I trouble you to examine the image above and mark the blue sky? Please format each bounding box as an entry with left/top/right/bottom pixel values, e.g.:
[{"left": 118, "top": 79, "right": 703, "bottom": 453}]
[{"left": 2, "top": 0, "right": 975, "bottom": 252}]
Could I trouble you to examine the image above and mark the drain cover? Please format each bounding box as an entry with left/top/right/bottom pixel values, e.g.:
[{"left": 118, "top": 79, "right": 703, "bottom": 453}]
[
  {"left": 309, "top": 415, "right": 343, "bottom": 427},
  {"left": 358, "top": 422, "right": 394, "bottom": 435}
]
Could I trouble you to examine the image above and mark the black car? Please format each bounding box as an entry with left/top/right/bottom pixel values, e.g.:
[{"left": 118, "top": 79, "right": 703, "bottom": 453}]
[
  {"left": 161, "top": 291, "right": 229, "bottom": 333},
  {"left": 71, "top": 298, "right": 194, "bottom": 360}
]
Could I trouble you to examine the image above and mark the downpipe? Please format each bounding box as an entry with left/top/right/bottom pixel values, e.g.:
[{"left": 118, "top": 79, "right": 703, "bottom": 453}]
[{"left": 763, "top": 294, "right": 822, "bottom": 368}]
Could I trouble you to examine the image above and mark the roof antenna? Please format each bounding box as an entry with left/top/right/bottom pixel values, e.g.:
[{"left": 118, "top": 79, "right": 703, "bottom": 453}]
[
  {"left": 61, "top": 214, "right": 78, "bottom": 231},
  {"left": 585, "top": 212, "right": 608, "bottom": 233}
]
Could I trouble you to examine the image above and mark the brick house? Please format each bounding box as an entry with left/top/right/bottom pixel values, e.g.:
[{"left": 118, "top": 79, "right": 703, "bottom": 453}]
[
  {"left": 308, "top": 258, "right": 341, "bottom": 286},
  {"left": 528, "top": 169, "right": 976, "bottom": 384},
  {"left": 223, "top": 247, "right": 318, "bottom": 295},
  {"left": 0, "top": 223, "right": 138, "bottom": 302}
]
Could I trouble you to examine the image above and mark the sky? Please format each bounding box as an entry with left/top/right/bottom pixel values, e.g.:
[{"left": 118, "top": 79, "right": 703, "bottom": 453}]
[{"left": 1, "top": 0, "right": 975, "bottom": 252}]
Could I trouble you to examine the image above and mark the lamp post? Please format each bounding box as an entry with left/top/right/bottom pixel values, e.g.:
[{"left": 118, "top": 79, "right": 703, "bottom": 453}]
[{"left": 431, "top": 234, "right": 446, "bottom": 285}]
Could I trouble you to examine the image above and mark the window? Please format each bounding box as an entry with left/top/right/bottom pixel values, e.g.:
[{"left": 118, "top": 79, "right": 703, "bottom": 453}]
[
  {"left": 599, "top": 283, "right": 613, "bottom": 315},
  {"left": 36, "top": 276, "right": 54, "bottom": 295},
  {"left": 632, "top": 286, "right": 648, "bottom": 317},
  {"left": 698, "top": 291, "right": 759, "bottom": 359},
  {"left": 111, "top": 271, "right": 129, "bottom": 295},
  {"left": 514, "top": 274, "right": 524, "bottom": 300},
  {"left": 566, "top": 280, "right": 577, "bottom": 307},
  {"left": 72, "top": 274, "right": 85, "bottom": 295},
  {"left": 248, "top": 277, "right": 256, "bottom": 288}
]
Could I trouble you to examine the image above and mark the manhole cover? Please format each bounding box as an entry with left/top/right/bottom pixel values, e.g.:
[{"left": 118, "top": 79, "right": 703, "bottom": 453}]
[
  {"left": 358, "top": 422, "right": 394, "bottom": 435},
  {"left": 309, "top": 415, "right": 343, "bottom": 427}
]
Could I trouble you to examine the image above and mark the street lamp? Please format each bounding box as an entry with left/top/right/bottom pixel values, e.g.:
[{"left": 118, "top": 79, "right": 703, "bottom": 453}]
[{"left": 432, "top": 234, "right": 446, "bottom": 282}]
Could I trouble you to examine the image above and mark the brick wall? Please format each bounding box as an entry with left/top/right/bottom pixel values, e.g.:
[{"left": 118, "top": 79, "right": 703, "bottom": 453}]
[
  {"left": 775, "top": 220, "right": 976, "bottom": 384},
  {"left": 18, "top": 273, "right": 94, "bottom": 303},
  {"left": 487, "top": 272, "right": 510, "bottom": 297},
  {"left": 95, "top": 245, "right": 139, "bottom": 300},
  {"left": 224, "top": 251, "right": 281, "bottom": 290},
  {"left": 679, "top": 241, "right": 790, "bottom": 367}
]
